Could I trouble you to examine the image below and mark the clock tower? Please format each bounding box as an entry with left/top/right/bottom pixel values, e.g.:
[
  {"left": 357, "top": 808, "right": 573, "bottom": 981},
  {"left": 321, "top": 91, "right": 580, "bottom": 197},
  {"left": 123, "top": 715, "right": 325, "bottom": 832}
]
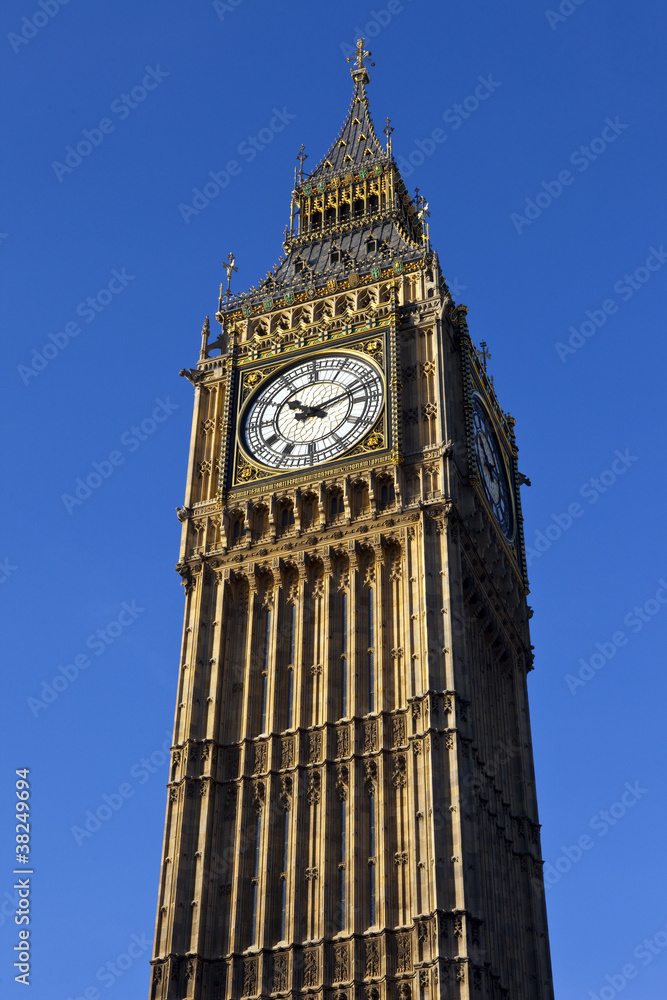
[{"left": 149, "top": 41, "right": 554, "bottom": 1000}]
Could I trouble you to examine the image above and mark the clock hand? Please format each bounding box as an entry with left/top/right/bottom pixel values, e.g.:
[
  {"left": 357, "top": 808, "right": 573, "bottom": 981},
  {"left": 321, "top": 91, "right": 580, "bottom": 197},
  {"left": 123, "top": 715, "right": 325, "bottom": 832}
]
[{"left": 315, "top": 389, "right": 352, "bottom": 409}]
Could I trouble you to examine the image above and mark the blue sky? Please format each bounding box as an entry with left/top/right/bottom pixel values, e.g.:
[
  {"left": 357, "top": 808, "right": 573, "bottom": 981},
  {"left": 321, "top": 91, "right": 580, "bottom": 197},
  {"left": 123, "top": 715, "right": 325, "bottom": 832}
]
[{"left": 2, "top": 1, "right": 666, "bottom": 997}]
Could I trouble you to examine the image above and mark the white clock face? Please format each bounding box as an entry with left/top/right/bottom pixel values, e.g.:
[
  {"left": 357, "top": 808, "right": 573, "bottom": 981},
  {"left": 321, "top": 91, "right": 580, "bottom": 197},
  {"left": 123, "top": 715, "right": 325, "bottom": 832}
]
[{"left": 243, "top": 353, "right": 384, "bottom": 470}]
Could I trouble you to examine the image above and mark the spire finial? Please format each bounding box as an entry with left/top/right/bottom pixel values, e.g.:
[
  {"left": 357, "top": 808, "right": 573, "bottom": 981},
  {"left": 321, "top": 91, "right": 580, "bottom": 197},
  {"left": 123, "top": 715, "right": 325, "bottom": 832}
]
[
  {"left": 296, "top": 144, "right": 308, "bottom": 184},
  {"left": 222, "top": 252, "right": 238, "bottom": 301},
  {"left": 479, "top": 341, "right": 492, "bottom": 370},
  {"left": 347, "top": 38, "right": 374, "bottom": 84},
  {"left": 383, "top": 116, "right": 394, "bottom": 154}
]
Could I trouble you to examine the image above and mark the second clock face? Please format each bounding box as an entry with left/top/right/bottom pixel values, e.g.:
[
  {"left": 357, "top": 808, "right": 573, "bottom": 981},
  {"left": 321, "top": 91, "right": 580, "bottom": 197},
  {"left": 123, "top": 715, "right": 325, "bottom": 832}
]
[
  {"left": 472, "top": 395, "right": 514, "bottom": 541},
  {"left": 243, "top": 352, "right": 384, "bottom": 470}
]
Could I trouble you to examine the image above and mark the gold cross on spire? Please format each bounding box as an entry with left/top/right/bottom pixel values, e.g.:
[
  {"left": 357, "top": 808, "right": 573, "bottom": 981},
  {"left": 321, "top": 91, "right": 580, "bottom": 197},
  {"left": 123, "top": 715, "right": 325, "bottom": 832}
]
[
  {"left": 222, "top": 252, "right": 238, "bottom": 299},
  {"left": 347, "top": 37, "right": 374, "bottom": 83},
  {"left": 479, "top": 340, "right": 492, "bottom": 370}
]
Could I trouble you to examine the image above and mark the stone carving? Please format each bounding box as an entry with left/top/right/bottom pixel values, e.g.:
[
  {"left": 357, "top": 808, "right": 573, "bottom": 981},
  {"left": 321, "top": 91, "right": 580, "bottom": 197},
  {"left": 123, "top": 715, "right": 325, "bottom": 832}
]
[
  {"left": 392, "top": 754, "right": 407, "bottom": 788},
  {"left": 389, "top": 551, "right": 402, "bottom": 582},
  {"left": 365, "top": 939, "right": 380, "bottom": 977},
  {"left": 396, "top": 933, "right": 412, "bottom": 973},
  {"left": 336, "top": 727, "right": 349, "bottom": 758},
  {"left": 280, "top": 775, "right": 292, "bottom": 808},
  {"left": 397, "top": 984, "right": 411, "bottom": 1000},
  {"left": 272, "top": 954, "right": 288, "bottom": 993},
  {"left": 336, "top": 764, "right": 349, "bottom": 800},
  {"left": 281, "top": 738, "right": 293, "bottom": 769},
  {"left": 403, "top": 407, "right": 418, "bottom": 424},
  {"left": 305, "top": 866, "right": 319, "bottom": 881},
  {"left": 303, "top": 949, "right": 318, "bottom": 987},
  {"left": 307, "top": 771, "right": 321, "bottom": 804},
  {"left": 252, "top": 780, "right": 264, "bottom": 812},
  {"left": 364, "top": 759, "right": 377, "bottom": 793},
  {"left": 223, "top": 786, "right": 237, "bottom": 819},
  {"left": 394, "top": 850, "right": 408, "bottom": 865},
  {"left": 392, "top": 717, "right": 406, "bottom": 747},
  {"left": 364, "top": 721, "right": 378, "bottom": 752},
  {"left": 308, "top": 733, "right": 321, "bottom": 763},
  {"left": 334, "top": 944, "right": 349, "bottom": 982},
  {"left": 253, "top": 743, "right": 267, "bottom": 774},
  {"left": 421, "top": 361, "right": 436, "bottom": 376},
  {"left": 225, "top": 748, "right": 240, "bottom": 779},
  {"left": 242, "top": 958, "right": 257, "bottom": 996}
]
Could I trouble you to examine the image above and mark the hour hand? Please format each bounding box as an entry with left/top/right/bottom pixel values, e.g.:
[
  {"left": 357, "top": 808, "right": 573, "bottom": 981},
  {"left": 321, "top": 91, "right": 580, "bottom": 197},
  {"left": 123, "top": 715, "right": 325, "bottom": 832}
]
[{"left": 287, "top": 399, "right": 326, "bottom": 420}]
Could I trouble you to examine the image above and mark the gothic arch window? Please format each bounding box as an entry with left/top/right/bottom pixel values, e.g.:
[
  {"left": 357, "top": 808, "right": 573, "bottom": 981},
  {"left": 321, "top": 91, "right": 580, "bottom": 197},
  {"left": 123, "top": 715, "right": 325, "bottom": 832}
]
[
  {"left": 350, "top": 479, "right": 369, "bottom": 517},
  {"left": 329, "top": 489, "right": 345, "bottom": 520},
  {"left": 406, "top": 474, "right": 420, "bottom": 503},
  {"left": 376, "top": 475, "right": 395, "bottom": 511},
  {"left": 301, "top": 492, "right": 318, "bottom": 529},
  {"left": 251, "top": 504, "right": 269, "bottom": 541},
  {"left": 277, "top": 499, "right": 295, "bottom": 535},
  {"left": 229, "top": 511, "right": 246, "bottom": 546}
]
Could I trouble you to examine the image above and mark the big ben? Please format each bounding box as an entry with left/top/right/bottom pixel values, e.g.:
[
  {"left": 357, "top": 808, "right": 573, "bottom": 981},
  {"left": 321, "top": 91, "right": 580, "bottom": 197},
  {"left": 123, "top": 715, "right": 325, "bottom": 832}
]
[{"left": 149, "top": 39, "right": 554, "bottom": 1000}]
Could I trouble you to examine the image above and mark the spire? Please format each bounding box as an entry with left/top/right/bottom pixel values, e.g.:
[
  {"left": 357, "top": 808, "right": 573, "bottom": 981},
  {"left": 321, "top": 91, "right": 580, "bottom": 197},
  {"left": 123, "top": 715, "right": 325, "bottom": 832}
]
[
  {"left": 308, "top": 38, "right": 385, "bottom": 180},
  {"left": 215, "top": 40, "right": 435, "bottom": 318}
]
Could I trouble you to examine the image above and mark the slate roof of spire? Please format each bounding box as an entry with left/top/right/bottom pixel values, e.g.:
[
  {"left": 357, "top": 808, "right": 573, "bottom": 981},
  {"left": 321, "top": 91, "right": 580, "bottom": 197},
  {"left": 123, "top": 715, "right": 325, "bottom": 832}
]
[{"left": 307, "top": 77, "right": 387, "bottom": 179}]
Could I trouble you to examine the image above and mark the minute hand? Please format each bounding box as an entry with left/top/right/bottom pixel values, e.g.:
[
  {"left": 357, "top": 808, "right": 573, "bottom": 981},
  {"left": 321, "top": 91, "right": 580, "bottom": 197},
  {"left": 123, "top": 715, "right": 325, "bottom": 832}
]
[{"left": 317, "top": 389, "right": 355, "bottom": 409}]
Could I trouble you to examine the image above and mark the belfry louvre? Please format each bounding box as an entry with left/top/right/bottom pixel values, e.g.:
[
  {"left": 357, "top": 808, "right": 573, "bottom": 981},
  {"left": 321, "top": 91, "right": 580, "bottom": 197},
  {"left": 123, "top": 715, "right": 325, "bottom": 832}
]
[{"left": 149, "top": 40, "right": 555, "bottom": 1000}]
